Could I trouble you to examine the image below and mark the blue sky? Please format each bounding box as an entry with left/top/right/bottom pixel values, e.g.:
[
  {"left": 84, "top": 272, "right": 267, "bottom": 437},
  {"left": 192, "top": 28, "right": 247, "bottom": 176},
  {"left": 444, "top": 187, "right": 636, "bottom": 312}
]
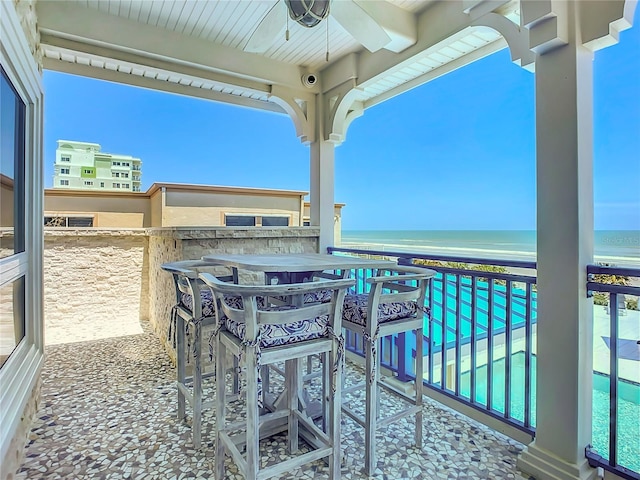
[{"left": 43, "top": 23, "right": 639, "bottom": 231}]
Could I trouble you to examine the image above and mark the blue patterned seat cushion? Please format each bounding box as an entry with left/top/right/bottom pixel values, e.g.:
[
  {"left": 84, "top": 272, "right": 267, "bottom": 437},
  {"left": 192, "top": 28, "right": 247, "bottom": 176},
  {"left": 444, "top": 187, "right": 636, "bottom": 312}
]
[
  {"left": 225, "top": 306, "right": 330, "bottom": 348},
  {"left": 180, "top": 289, "right": 216, "bottom": 318},
  {"left": 180, "top": 289, "right": 332, "bottom": 319},
  {"left": 342, "top": 294, "right": 419, "bottom": 327},
  {"left": 303, "top": 289, "right": 333, "bottom": 303}
]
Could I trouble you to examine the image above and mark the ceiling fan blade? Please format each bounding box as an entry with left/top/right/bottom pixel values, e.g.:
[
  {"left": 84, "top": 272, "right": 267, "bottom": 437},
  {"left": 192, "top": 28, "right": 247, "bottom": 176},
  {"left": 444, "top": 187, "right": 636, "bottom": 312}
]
[
  {"left": 244, "top": 1, "right": 287, "bottom": 53},
  {"left": 330, "top": 0, "right": 392, "bottom": 53}
]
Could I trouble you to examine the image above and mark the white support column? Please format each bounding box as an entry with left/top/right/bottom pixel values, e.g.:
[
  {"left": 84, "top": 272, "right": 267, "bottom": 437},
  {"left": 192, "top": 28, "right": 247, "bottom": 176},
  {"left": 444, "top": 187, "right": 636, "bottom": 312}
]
[
  {"left": 309, "top": 138, "right": 336, "bottom": 253},
  {"left": 517, "top": 4, "right": 596, "bottom": 480}
]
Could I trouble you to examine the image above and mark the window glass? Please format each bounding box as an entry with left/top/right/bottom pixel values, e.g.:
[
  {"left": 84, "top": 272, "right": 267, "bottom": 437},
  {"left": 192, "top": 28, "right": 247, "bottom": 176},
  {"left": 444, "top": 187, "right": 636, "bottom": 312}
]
[
  {"left": 0, "top": 67, "right": 26, "bottom": 259},
  {"left": 67, "top": 217, "right": 93, "bottom": 227},
  {"left": 0, "top": 276, "right": 26, "bottom": 368},
  {"left": 262, "top": 216, "right": 289, "bottom": 227},
  {"left": 225, "top": 215, "right": 256, "bottom": 227}
]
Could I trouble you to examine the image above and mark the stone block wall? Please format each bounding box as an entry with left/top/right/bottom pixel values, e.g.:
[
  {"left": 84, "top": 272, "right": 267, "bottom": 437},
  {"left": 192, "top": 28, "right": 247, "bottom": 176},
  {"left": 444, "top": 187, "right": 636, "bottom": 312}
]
[
  {"left": 40, "top": 227, "right": 319, "bottom": 355},
  {"left": 43, "top": 230, "right": 148, "bottom": 345}
]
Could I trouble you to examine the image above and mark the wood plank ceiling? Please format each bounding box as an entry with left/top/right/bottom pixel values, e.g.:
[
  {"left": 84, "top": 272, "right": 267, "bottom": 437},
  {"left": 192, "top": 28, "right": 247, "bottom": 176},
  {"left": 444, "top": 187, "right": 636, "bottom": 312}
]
[{"left": 38, "top": 1, "right": 519, "bottom": 115}]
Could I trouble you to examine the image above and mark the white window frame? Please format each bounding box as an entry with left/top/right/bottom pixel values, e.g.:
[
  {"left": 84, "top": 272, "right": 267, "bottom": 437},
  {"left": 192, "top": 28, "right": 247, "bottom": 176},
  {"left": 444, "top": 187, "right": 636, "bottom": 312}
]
[
  {"left": 0, "top": 0, "right": 44, "bottom": 463},
  {"left": 60, "top": 155, "right": 70, "bottom": 162},
  {"left": 83, "top": 180, "right": 93, "bottom": 186},
  {"left": 59, "top": 179, "right": 69, "bottom": 186},
  {"left": 60, "top": 168, "right": 69, "bottom": 175}
]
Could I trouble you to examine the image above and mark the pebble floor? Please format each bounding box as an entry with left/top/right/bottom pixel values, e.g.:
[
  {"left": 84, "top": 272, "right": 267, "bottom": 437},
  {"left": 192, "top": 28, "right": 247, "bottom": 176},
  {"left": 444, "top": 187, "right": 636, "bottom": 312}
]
[{"left": 17, "top": 324, "right": 529, "bottom": 479}]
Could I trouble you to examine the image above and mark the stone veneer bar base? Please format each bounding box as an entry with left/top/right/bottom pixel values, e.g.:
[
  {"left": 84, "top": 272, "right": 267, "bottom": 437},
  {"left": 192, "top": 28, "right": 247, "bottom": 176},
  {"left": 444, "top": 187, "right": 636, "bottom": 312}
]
[{"left": 148, "top": 227, "right": 320, "bottom": 362}]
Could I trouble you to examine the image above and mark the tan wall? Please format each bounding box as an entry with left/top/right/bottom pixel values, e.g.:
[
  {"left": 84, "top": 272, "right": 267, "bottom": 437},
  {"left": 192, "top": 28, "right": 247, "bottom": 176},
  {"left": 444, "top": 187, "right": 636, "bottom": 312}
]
[
  {"left": 43, "top": 186, "right": 306, "bottom": 229},
  {"left": 94, "top": 212, "right": 144, "bottom": 228},
  {"left": 163, "top": 206, "right": 298, "bottom": 227},
  {"left": 150, "top": 188, "right": 163, "bottom": 227},
  {"left": 43, "top": 230, "right": 148, "bottom": 345},
  {"left": 0, "top": 180, "right": 14, "bottom": 227},
  {"left": 163, "top": 190, "right": 303, "bottom": 227},
  {"left": 44, "top": 192, "right": 150, "bottom": 227}
]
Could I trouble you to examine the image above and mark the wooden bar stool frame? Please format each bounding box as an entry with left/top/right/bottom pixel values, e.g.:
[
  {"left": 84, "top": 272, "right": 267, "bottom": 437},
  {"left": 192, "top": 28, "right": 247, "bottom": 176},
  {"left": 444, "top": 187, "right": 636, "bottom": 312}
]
[
  {"left": 162, "top": 260, "right": 238, "bottom": 449},
  {"left": 200, "top": 273, "right": 354, "bottom": 480},
  {"left": 341, "top": 265, "right": 436, "bottom": 475}
]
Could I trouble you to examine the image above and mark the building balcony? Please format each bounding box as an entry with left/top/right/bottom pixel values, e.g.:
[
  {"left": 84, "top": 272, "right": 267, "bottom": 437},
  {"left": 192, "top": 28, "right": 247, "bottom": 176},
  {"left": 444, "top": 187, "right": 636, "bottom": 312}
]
[{"left": 12, "top": 230, "right": 638, "bottom": 480}]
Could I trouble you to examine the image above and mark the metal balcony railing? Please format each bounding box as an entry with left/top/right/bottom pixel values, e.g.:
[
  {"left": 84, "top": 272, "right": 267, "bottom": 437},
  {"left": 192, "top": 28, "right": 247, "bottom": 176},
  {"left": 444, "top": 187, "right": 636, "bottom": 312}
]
[
  {"left": 329, "top": 246, "right": 537, "bottom": 434},
  {"left": 586, "top": 264, "right": 640, "bottom": 480},
  {"left": 328, "top": 247, "right": 640, "bottom": 480}
]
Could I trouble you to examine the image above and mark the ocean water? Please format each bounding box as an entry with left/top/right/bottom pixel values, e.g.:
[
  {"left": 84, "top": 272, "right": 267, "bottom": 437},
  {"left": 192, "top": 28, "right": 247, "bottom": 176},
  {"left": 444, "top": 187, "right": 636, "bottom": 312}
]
[{"left": 341, "top": 230, "right": 640, "bottom": 265}]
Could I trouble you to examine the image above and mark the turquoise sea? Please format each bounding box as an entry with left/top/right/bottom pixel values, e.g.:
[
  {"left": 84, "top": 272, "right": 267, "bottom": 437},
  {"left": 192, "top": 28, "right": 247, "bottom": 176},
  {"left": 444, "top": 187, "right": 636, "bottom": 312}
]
[{"left": 341, "top": 230, "right": 640, "bottom": 266}]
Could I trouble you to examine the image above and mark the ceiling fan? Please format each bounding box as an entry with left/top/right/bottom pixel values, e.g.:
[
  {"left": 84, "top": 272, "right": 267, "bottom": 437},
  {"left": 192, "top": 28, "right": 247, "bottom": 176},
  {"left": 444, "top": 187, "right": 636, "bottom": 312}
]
[{"left": 244, "top": 0, "right": 394, "bottom": 54}]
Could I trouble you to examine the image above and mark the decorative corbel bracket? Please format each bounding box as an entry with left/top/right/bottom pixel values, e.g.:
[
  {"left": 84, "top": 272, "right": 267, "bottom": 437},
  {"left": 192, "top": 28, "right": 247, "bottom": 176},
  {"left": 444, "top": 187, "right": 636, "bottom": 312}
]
[
  {"left": 269, "top": 85, "right": 316, "bottom": 144},
  {"left": 470, "top": 12, "right": 536, "bottom": 71},
  {"left": 323, "top": 78, "right": 364, "bottom": 145}
]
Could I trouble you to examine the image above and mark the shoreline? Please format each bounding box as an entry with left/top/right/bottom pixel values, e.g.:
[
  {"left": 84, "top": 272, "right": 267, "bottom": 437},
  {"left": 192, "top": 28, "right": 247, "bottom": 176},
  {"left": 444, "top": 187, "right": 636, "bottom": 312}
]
[{"left": 339, "top": 241, "right": 640, "bottom": 269}]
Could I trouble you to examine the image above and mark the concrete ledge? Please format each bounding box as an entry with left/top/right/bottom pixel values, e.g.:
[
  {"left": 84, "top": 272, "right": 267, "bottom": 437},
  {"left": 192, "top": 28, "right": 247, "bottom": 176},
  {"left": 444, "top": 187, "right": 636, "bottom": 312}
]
[
  {"left": 44, "top": 228, "right": 148, "bottom": 237},
  {"left": 148, "top": 226, "right": 320, "bottom": 240}
]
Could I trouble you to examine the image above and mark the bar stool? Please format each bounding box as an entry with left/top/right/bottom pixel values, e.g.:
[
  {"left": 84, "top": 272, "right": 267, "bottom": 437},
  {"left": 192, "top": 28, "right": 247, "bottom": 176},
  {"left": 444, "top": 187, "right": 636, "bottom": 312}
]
[
  {"left": 200, "top": 273, "right": 354, "bottom": 480},
  {"left": 341, "top": 265, "right": 436, "bottom": 475},
  {"left": 162, "top": 260, "right": 238, "bottom": 449}
]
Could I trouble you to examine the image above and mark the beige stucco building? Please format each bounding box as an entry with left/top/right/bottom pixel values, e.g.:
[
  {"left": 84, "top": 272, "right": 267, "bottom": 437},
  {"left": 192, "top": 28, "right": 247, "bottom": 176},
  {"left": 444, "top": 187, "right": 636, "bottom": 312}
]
[{"left": 44, "top": 182, "right": 343, "bottom": 235}]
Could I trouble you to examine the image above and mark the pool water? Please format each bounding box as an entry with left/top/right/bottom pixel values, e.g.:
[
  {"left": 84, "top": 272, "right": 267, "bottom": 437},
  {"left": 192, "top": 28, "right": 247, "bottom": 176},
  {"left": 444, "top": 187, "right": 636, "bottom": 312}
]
[{"left": 457, "top": 353, "right": 640, "bottom": 472}]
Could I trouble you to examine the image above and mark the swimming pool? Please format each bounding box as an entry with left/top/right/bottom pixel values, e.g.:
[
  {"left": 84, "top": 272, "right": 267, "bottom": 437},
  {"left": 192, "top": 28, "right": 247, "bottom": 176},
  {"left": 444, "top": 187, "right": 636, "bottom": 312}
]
[{"left": 457, "top": 353, "right": 640, "bottom": 472}]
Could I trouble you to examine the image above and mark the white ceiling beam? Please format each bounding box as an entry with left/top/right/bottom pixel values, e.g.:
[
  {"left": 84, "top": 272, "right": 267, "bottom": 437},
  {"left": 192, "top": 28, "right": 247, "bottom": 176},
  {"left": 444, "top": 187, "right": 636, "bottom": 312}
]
[
  {"left": 356, "top": 1, "right": 481, "bottom": 88},
  {"left": 324, "top": 0, "right": 521, "bottom": 97},
  {"left": 362, "top": 37, "right": 506, "bottom": 109},
  {"left": 36, "top": 0, "right": 307, "bottom": 91},
  {"left": 42, "top": 57, "right": 287, "bottom": 115},
  {"left": 40, "top": 34, "right": 272, "bottom": 96},
  {"left": 355, "top": 0, "right": 418, "bottom": 53}
]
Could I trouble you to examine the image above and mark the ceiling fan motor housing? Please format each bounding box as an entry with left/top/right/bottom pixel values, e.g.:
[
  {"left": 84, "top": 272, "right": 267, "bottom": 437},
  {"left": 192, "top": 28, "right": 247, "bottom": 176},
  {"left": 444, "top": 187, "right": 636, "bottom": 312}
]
[{"left": 285, "top": 0, "right": 330, "bottom": 28}]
